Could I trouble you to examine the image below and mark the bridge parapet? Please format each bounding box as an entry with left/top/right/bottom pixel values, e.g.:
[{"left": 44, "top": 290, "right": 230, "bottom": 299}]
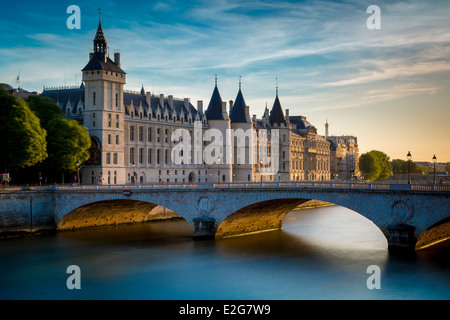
[{"left": 38, "top": 181, "right": 450, "bottom": 193}]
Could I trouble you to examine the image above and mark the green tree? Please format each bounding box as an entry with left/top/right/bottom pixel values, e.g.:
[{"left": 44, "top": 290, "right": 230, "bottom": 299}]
[
  {"left": 359, "top": 150, "right": 393, "bottom": 181},
  {"left": 370, "top": 150, "right": 392, "bottom": 180},
  {"left": 392, "top": 159, "right": 425, "bottom": 174},
  {"left": 359, "top": 152, "right": 380, "bottom": 181},
  {"left": 0, "top": 88, "right": 47, "bottom": 172},
  {"left": 45, "top": 117, "right": 91, "bottom": 171},
  {"left": 27, "top": 95, "right": 91, "bottom": 177}
]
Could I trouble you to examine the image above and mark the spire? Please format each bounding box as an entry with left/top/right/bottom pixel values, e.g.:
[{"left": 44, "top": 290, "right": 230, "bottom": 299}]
[
  {"left": 94, "top": 10, "right": 107, "bottom": 61},
  {"left": 275, "top": 77, "right": 278, "bottom": 96},
  {"left": 325, "top": 118, "right": 329, "bottom": 138},
  {"left": 230, "top": 77, "right": 251, "bottom": 123},
  {"left": 269, "top": 87, "right": 285, "bottom": 125},
  {"left": 140, "top": 84, "right": 145, "bottom": 95},
  {"left": 205, "top": 78, "right": 226, "bottom": 120}
]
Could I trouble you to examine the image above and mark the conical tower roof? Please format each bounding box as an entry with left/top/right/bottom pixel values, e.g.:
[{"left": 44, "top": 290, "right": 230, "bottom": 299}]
[
  {"left": 269, "top": 94, "right": 285, "bottom": 125},
  {"left": 205, "top": 80, "right": 226, "bottom": 120},
  {"left": 229, "top": 83, "right": 251, "bottom": 123}
]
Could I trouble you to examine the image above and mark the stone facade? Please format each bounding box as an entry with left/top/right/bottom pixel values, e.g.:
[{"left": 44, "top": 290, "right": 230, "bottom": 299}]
[{"left": 41, "top": 19, "right": 334, "bottom": 185}]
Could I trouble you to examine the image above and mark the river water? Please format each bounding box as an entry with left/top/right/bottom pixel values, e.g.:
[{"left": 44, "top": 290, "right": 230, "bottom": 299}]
[{"left": 0, "top": 205, "right": 449, "bottom": 300}]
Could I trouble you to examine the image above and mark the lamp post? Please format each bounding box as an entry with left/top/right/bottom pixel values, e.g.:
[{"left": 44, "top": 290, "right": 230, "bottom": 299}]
[
  {"left": 407, "top": 151, "right": 412, "bottom": 184},
  {"left": 432, "top": 154, "right": 437, "bottom": 185}
]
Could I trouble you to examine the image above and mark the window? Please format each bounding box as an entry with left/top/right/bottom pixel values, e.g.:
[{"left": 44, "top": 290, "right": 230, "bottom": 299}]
[
  {"left": 139, "top": 148, "right": 144, "bottom": 164},
  {"left": 156, "top": 149, "right": 161, "bottom": 164},
  {"left": 108, "top": 114, "right": 111, "bottom": 127},
  {"left": 115, "top": 93, "right": 118, "bottom": 108},
  {"left": 106, "top": 152, "right": 111, "bottom": 164},
  {"left": 165, "top": 129, "right": 169, "bottom": 143},
  {"left": 107, "top": 171, "right": 111, "bottom": 184},
  {"left": 108, "top": 134, "right": 111, "bottom": 144},
  {"left": 157, "top": 128, "right": 161, "bottom": 143},
  {"left": 92, "top": 113, "right": 96, "bottom": 128},
  {"left": 148, "top": 127, "right": 152, "bottom": 142},
  {"left": 148, "top": 148, "right": 152, "bottom": 164},
  {"left": 130, "top": 148, "right": 135, "bottom": 164},
  {"left": 139, "top": 126, "right": 144, "bottom": 142},
  {"left": 116, "top": 135, "right": 119, "bottom": 144},
  {"left": 130, "top": 126, "right": 135, "bottom": 141},
  {"left": 113, "top": 153, "right": 118, "bottom": 165},
  {"left": 165, "top": 149, "right": 169, "bottom": 165},
  {"left": 93, "top": 92, "right": 96, "bottom": 106},
  {"left": 114, "top": 171, "right": 117, "bottom": 184},
  {"left": 116, "top": 115, "right": 119, "bottom": 128}
]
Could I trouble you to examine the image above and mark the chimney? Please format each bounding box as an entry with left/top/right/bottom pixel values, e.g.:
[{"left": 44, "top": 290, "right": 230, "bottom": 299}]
[
  {"left": 229, "top": 100, "right": 234, "bottom": 111},
  {"left": 252, "top": 114, "right": 257, "bottom": 124},
  {"left": 285, "top": 109, "right": 290, "bottom": 123},
  {"left": 222, "top": 101, "right": 227, "bottom": 113},
  {"left": 89, "top": 52, "right": 94, "bottom": 60},
  {"left": 197, "top": 100, "right": 203, "bottom": 114},
  {"left": 168, "top": 95, "right": 173, "bottom": 109},
  {"left": 114, "top": 52, "right": 121, "bottom": 67},
  {"left": 245, "top": 106, "right": 250, "bottom": 121},
  {"left": 146, "top": 92, "right": 151, "bottom": 110},
  {"left": 160, "top": 94, "right": 164, "bottom": 108}
]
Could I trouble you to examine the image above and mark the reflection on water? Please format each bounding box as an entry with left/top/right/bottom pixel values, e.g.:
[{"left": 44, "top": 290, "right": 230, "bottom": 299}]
[{"left": 0, "top": 206, "right": 449, "bottom": 300}]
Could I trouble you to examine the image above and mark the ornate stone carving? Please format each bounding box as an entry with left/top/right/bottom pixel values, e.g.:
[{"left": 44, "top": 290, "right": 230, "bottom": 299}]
[
  {"left": 198, "top": 196, "right": 215, "bottom": 216},
  {"left": 390, "top": 200, "right": 414, "bottom": 224}
]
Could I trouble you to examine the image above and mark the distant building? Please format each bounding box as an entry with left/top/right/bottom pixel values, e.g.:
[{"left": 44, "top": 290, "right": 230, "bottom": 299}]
[
  {"left": 327, "top": 133, "right": 360, "bottom": 180},
  {"left": 0, "top": 83, "right": 38, "bottom": 99}
]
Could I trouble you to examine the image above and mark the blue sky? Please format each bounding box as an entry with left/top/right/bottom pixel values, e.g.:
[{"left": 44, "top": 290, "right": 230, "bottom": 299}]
[{"left": 1, "top": 0, "right": 449, "bottom": 162}]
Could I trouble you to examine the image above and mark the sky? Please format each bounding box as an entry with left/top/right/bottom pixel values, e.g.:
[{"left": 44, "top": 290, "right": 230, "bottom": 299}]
[{"left": 1, "top": 0, "right": 449, "bottom": 162}]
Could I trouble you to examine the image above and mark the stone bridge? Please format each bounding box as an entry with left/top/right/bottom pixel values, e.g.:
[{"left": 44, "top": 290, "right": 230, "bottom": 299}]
[{"left": 1, "top": 181, "right": 449, "bottom": 251}]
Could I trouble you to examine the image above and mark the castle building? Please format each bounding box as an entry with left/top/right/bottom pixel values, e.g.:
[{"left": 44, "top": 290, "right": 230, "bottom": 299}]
[{"left": 41, "top": 19, "right": 333, "bottom": 185}]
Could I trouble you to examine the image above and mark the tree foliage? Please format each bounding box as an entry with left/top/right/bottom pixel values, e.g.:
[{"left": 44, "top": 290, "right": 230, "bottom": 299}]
[
  {"left": 359, "top": 150, "right": 392, "bottom": 181},
  {"left": 391, "top": 159, "right": 424, "bottom": 174},
  {"left": 0, "top": 88, "right": 47, "bottom": 171},
  {"left": 46, "top": 117, "right": 91, "bottom": 171},
  {"left": 27, "top": 95, "right": 91, "bottom": 173}
]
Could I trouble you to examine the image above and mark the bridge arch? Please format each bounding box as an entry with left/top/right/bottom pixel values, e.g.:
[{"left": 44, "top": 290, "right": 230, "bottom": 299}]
[
  {"left": 54, "top": 192, "right": 187, "bottom": 231},
  {"left": 213, "top": 191, "right": 387, "bottom": 240}
]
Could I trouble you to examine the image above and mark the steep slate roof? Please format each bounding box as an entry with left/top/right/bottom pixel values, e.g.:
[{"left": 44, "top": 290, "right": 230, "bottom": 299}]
[
  {"left": 269, "top": 94, "right": 285, "bottom": 125},
  {"left": 229, "top": 88, "right": 251, "bottom": 123},
  {"left": 205, "top": 85, "right": 226, "bottom": 120},
  {"left": 41, "top": 85, "right": 85, "bottom": 114},
  {"left": 81, "top": 54, "right": 126, "bottom": 74},
  {"left": 124, "top": 92, "right": 202, "bottom": 121}
]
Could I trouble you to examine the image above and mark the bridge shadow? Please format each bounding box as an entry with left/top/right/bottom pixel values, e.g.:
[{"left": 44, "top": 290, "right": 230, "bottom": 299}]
[{"left": 58, "top": 199, "right": 185, "bottom": 232}]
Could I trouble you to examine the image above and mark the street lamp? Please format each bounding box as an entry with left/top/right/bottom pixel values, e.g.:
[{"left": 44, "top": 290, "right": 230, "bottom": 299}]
[
  {"left": 407, "top": 151, "right": 412, "bottom": 184},
  {"left": 432, "top": 154, "right": 437, "bottom": 185}
]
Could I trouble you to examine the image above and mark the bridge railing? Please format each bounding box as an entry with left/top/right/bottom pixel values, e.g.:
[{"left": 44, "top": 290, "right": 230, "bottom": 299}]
[{"left": 8, "top": 181, "right": 450, "bottom": 192}]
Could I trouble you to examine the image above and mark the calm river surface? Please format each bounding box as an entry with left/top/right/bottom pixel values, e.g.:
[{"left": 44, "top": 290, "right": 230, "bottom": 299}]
[{"left": 0, "top": 205, "right": 449, "bottom": 300}]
